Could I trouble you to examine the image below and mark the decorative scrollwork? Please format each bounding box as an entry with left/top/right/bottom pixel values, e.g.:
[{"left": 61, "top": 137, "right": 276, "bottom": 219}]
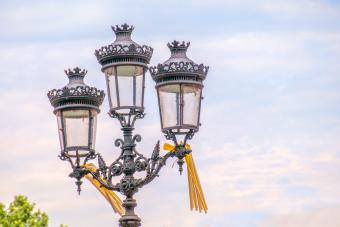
[
  {"left": 132, "top": 134, "right": 142, "bottom": 143},
  {"left": 47, "top": 86, "right": 105, "bottom": 108},
  {"left": 95, "top": 44, "right": 153, "bottom": 62},
  {"left": 59, "top": 153, "right": 69, "bottom": 161},
  {"left": 114, "top": 138, "right": 124, "bottom": 148},
  {"left": 135, "top": 111, "right": 145, "bottom": 119},
  {"left": 135, "top": 150, "right": 175, "bottom": 189},
  {"left": 183, "top": 129, "right": 195, "bottom": 145},
  {"left": 164, "top": 130, "right": 178, "bottom": 145},
  {"left": 118, "top": 177, "right": 142, "bottom": 197},
  {"left": 150, "top": 62, "right": 209, "bottom": 76},
  {"left": 109, "top": 109, "right": 145, "bottom": 127},
  {"left": 131, "top": 111, "right": 145, "bottom": 126},
  {"left": 135, "top": 157, "right": 148, "bottom": 172},
  {"left": 109, "top": 112, "right": 127, "bottom": 127},
  {"left": 82, "top": 152, "right": 97, "bottom": 167},
  {"left": 110, "top": 162, "right": 124, "bottom": 176}
]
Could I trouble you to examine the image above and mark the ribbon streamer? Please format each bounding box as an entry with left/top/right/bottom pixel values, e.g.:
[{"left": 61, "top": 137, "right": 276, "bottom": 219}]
[
  {"left": 163, "top": 143, "right": 208, "bottom": 213},
  {"left": 82, "top": 163, "right": 124, "bottom": 216}
]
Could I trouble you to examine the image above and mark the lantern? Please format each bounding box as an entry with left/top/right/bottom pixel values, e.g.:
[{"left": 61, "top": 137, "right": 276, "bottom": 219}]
[
  {"left": 95, "top": 24, "right": 153, "bottom": 115},
  {"left": 150, "top": 41, "right": 209, "bottom": 140},
  {"left": 47, "top": 67, "right": 105, "bottom": 161}
]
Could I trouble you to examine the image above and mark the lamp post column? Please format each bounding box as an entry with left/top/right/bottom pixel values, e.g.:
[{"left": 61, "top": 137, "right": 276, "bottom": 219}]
[{"left": 119, "top": 126, "right": 141, "bottom": 227}]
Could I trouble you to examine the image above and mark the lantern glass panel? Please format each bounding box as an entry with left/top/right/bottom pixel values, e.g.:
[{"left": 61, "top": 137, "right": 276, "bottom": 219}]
[
  {"left": 91, "top": 113, "right": 97, "bottom": 150},
  {"left": 56, "top": 111, "right": 65, "bottom": 150},
  {"left": 158, "top": 84, "right": 180, "bottom": 129},
  {"left": 63, "top": 109, "right": 90, "bottom": 148},
  {"left": 135, "top": 71, "right": 144, "bottom": 107},
  {"left": 117, "top": 65, "right": 143, "bottom": 107},
  {"left": 105, "top": 67, "right": 118, "bottom": 108},
  {"left": 59, "top": 109, "right": 98, "bottom": 156},
  {"left": 182, "top": 84, "right": 201, "bottom": 127},
  {"left": 104, "top": 65, "right": 144, "bottom": 113}
]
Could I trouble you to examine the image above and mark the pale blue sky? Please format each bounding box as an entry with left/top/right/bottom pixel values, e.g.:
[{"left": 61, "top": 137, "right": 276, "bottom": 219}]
[{"left": 0, "top": 0, "right": 340, "bottom": 227}]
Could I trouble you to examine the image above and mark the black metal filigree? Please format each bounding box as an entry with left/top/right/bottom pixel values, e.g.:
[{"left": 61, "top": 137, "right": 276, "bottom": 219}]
[
  {"left": 132, "top": 134, "right": 142, "bottom": 144},
  {"left": 110, "top": 162, "right": 124, "bottom": 176},
  {"left": 48, "top": 86, "right": 105, "bottom": 108},
  {"left": 109, "top": 110, "right": 145, "bottom": 128},
  {"left": 150, "top": 62, "right": 209, "bottom": 76},
  {"left": 95, "top": 44, "right": 153, "bottom": 62},
  {"left": 47, "top": 67, "right": 105, "bottom": 112},
  {"left": 183, "top": 129, "right": 195, "bottom": 145},
  {"left": 115, "top": 138, "right": 124, "bottom": 148},
  {"left": 119, "top": 177, "right": 140, "bottom": 197},
  {"left": 164, "top": 130, "right": 178, "bottom": 145}
]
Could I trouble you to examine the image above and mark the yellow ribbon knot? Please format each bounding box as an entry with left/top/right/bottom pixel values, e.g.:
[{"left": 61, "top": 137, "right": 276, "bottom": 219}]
[{"left": 163, "top": 143, "right": 208, "bottom": 213}]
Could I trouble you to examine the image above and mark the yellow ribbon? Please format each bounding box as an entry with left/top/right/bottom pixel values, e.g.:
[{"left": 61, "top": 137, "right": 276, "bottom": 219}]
[
  {"left": 82, "top": 163, "right": 124, "bottom": 216},
  {"left": 163, "top": 143, "right": 208, "bottom": 213}
]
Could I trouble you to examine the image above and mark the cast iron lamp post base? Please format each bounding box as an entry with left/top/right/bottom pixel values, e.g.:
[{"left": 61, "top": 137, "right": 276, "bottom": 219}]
[{"left": 119, "top": 197, "right": 141, "bottom": 227}]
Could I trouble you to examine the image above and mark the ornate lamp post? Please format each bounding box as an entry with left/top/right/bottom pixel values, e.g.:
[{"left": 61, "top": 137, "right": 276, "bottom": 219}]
[{"left": 47, "top": 24, "right": 208, "bottom": 227}]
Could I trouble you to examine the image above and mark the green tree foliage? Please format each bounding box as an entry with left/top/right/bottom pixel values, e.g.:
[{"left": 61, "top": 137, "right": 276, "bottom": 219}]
[{"left": 0, "top": 195, "right": 48, "bottom": 227}]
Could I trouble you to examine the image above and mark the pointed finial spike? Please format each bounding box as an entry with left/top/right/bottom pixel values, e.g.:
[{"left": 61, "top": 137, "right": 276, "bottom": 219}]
[
  {"left": 75, "top": 179, "right": 82, "bottom": 195},
  {"left": 177, "top": 159, "right": 184, "bottom": 175}
]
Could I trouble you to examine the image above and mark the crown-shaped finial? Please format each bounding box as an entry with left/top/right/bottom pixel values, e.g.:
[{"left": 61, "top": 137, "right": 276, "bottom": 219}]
[
  {"left": 64, "top": 67, "right": 87, "bottom": 81},
  {"left": 111, "top": 23, "right": 134, "bottom": 34},
  {"left": 167, "top": 41, "right": 190, "bottom": 53}
]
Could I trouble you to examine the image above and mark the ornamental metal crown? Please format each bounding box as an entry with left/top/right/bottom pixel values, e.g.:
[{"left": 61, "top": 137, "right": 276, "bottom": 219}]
[
  {"left": 47, "top": 67, "right": 105, "bottom": 113},
  {"left": 112, "top": 23, "right": 134, "bottom": 34},
  {"left": 150, "top": 41, "right": 209, "bottom": 84},
  {"left": 94, "top": 24, "right": 153, "bottom": 70},
  {"left": 167, "top": 40, "right": 190, "bottom": 53},
  {"left": 64, "top": 67, "right": 87, "bottom": 80}
]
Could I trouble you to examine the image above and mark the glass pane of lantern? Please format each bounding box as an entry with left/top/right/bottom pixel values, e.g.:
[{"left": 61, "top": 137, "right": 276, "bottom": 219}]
[
  {"left": 90, "top": 110, "right": 98, "bottom": 150},
  {"left": 62, "top": 109, "right": 90, "bottom": 149},
  {"left": 158, "top": 84, "right": 180, "bottom": 129},
  {"left": 104, "top": 67, "right": 118, "bottom": 109},
  {"left": 56, "top": 111, "right": 65, "bottom": 151},
  {"left": 183, "top": 84, "right": 201, "bottom": 127},
  {"left": 117, "top": 65, "right": 144, "bottom": 109},
  {"left": 135, "top": 70, "right": 144, "bottom": 107}
]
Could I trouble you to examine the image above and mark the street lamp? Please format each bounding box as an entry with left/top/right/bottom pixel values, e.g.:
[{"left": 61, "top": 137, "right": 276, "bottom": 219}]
[
  {"left": 47, "top": 67, "right": 105, "bottom": 193},
  {"left": 47, "top": 24, "right": 208, "bottom": 227},
  {"left": 150, "top": 40, "right": 208, "bottom": 146},
  {"left": 95, "top": 24, "right": 153, "bottom": 116}
]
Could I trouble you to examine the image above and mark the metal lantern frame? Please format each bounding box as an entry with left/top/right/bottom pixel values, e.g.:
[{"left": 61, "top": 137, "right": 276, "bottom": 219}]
[
  {"left": 95, "top": 24, "right": 153, "bottom": 117},
  {"left": 48, "top": 24, "right": 209, "bottom": 227},
  {"left": 150, "top": 41, "right": 209, "bottom": 144}
]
